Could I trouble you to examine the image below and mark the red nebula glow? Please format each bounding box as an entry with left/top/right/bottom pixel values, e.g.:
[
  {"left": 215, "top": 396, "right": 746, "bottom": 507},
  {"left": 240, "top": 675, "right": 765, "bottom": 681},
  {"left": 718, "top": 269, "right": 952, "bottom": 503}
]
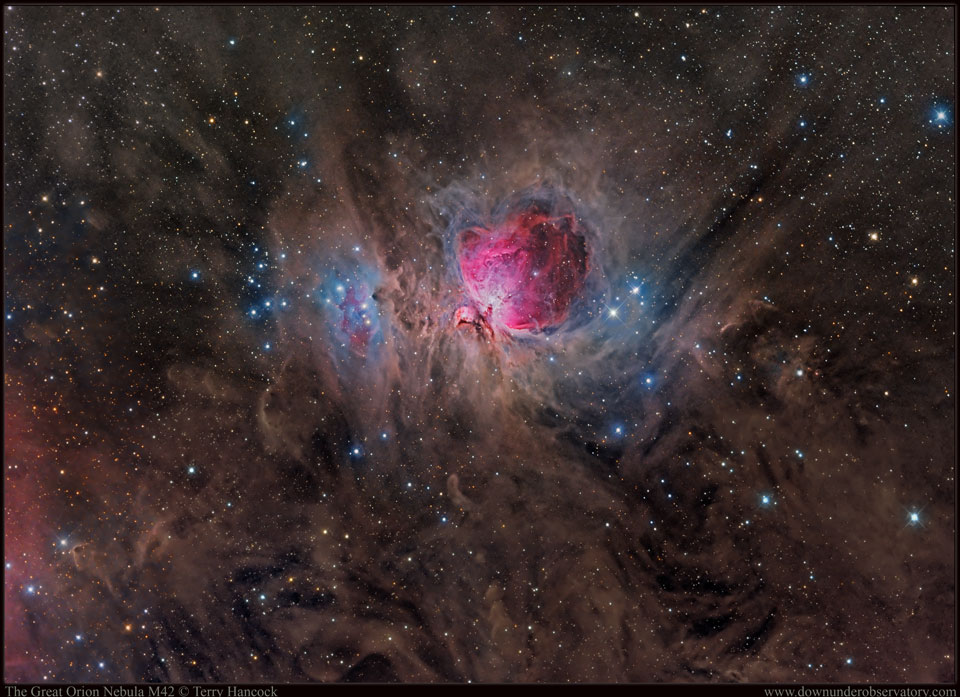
[
  {"left": 454, "top": 303, "right": 494, "bottom": 339},
  {"left": 456, "top": 210, "right": 589, "bottom": 332},
  {"left": 454, "top": 304, "right": 482, "bottom": 327},
  {"left": 337, "top": 286, "right": 375, "bottom": 355},
  {"left": 4, "top": 402, "right": 57, "bottom": 681}
]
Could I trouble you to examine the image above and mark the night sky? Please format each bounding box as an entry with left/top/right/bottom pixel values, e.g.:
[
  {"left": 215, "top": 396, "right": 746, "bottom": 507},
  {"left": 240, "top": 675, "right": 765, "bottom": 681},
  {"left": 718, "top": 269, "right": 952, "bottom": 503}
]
[{"left": 3, "top": 5, "right": 956, "bottom": 684}]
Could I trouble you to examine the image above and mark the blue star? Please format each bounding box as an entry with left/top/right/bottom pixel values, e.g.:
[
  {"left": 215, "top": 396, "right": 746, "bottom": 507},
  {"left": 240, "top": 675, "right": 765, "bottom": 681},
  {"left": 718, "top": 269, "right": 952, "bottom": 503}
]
[
  {"left": 930, "top": 105, "right": 951, "bottom": 128},
  {"left": 906, "top": 509, "right": 925, "bottom": 527}
]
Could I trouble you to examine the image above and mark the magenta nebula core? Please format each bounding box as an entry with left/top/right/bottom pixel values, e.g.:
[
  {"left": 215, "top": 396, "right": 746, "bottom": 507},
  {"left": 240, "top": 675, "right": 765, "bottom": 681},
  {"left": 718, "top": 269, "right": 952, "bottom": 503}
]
[{"left": 456, "top": 209, "right": 589, "bottom": 332}]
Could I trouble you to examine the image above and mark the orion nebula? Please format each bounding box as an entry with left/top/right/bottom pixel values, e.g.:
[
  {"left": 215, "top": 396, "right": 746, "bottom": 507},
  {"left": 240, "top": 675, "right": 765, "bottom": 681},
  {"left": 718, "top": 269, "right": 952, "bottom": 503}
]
[
  {"left": 454, "top": 191, "right": 591, "bottom": 334},
  {"left": 3, "top": 4, "right": 956, "bottom": 686}
]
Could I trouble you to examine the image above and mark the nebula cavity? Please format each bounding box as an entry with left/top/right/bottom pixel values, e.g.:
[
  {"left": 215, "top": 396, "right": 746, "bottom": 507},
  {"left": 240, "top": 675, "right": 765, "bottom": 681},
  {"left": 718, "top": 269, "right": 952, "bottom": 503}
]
[{"left": 455, "top": 198, "right": 590, "bottom": 333}]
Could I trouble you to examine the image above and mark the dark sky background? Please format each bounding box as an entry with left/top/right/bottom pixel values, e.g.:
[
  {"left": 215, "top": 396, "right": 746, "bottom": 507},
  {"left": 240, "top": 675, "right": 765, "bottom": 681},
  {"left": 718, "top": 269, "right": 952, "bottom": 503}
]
[{"left": 3, "top": 5, "right": 956, "bottom": 684}]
